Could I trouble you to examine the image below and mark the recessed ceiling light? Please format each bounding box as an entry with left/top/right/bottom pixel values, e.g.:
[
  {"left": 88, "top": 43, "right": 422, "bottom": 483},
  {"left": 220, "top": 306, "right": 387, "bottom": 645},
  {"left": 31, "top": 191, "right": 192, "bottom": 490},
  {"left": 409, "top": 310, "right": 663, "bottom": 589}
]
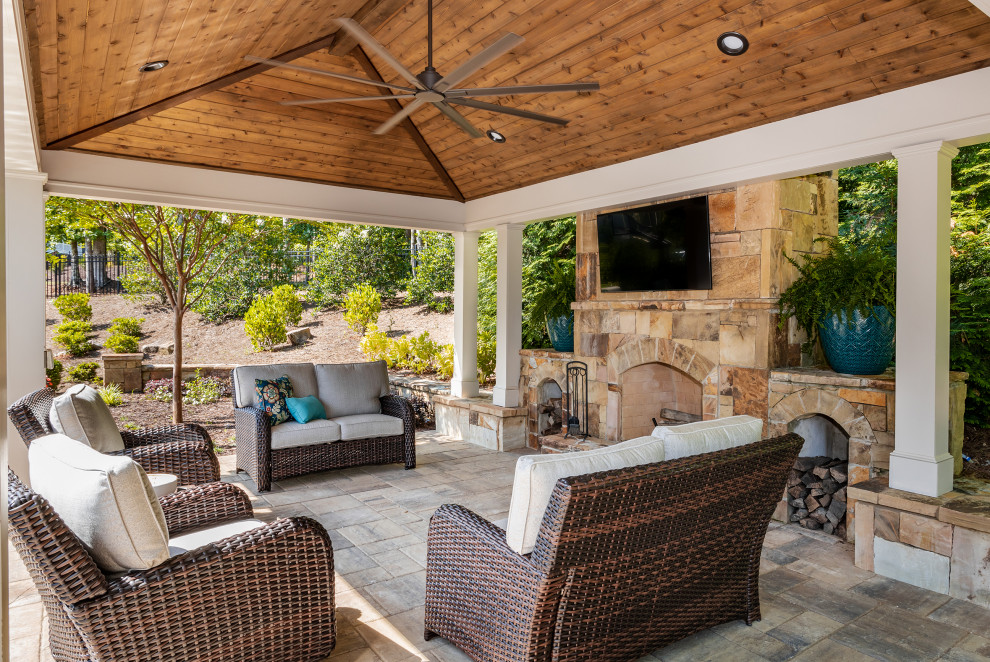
[
  {"left": 486, "top": 129, "right": 506, "bottom": 143},
  {"left": 716, "top": 32, "right": 749, "bottom": 56},
  {"left": 139, "top": 60, "right": 169, "bottom": 72}
]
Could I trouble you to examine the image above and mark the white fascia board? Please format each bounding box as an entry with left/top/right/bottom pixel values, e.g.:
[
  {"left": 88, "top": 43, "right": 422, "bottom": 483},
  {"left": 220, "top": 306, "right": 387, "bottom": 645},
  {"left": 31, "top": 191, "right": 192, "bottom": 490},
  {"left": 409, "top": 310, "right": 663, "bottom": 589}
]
[
  {"left": 970, "top": 0, "right": 990, "bottom": 20},
  {"left": 4, "top": 0, "right": 42, "bottom": 172},
  {"left": 463, "top": 67, "right": 990, "bottom": 230},
  {"left": 42, "top": 151, "right": 466, "bottom": 232}
]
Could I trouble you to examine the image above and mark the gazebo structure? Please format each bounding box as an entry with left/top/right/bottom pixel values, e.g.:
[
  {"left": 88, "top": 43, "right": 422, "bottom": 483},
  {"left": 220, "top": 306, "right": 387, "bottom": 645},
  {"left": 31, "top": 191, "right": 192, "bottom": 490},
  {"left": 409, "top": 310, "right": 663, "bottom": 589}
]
[{"left": 3, "top": 0, "right": 990, "bottom": 655}]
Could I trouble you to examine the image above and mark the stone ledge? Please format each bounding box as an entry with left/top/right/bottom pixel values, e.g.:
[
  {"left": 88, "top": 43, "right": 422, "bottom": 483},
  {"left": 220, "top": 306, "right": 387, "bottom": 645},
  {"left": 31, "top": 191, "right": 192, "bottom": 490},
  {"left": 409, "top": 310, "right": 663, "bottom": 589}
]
[
  {"left": 848, "top": 477, "right": 988, "bottom": 530},
  {"left": 770, "top": 367, "right": 896, "bottom": 390},
  {"left": 519, "top": 349, "right": 574, "bottom": 360},
  {"left": 433, "top": 394, "right": 527, "bottom": 418},
  {"left": 571, "top": 299, "right": 778, "bottom": 311}
]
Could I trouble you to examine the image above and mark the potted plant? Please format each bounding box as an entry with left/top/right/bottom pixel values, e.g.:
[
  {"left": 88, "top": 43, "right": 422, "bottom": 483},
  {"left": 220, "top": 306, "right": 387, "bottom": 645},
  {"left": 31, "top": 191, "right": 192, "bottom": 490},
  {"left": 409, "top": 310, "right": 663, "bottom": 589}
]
[
  {"left": 778, "top": 233, "right": 896, "bottom": 375},
  {"left": 525, "top": 258, "right": 576, "bottom": 352}
]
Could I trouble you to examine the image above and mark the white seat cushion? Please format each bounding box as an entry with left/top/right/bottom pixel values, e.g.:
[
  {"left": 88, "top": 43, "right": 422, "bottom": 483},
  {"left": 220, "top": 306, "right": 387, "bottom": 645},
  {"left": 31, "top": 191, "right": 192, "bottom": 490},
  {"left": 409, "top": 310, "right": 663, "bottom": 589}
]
[
  {"left": 652, "top": 415, "right": 764, "bottom": 460},
  {"left": 168, "top": 519, "right": 266, "bottom": 556},
  {"left": 315, "top": 361, "right": 389, "bottom": 417},
  {"left": 505, "top": 436, "right": 666, "bottom": 555},
  {"left": 29, "top": 434, "right": 169, "bottom": 573},
  {"left": 334, "top": 413, "right": 403, "bottom": 441},
  {"left": 232, "top": 363, "right": 318, "bottom": 408},
  {"left": 270, "top": 418, "right": 341, "bottom": 450},
  {"left": 49, "top": 384, "right": 125, "bottom": 452}
]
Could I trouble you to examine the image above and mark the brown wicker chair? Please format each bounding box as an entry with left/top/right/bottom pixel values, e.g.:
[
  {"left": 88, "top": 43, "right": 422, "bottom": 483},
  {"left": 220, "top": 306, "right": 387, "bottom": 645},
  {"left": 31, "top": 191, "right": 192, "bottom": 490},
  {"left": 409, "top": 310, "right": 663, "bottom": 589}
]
[
  {"left": 8, "top": 388, "right": 219, "bottom": 485},
  {"left": 234, "top": 393, "right": 416, "bottom": 492},
  {"left": 424, "top": 433, "right": 804, "bottom": 662},
  {"left": 7, "top": 469, "right": 336, "bottom": 662}
]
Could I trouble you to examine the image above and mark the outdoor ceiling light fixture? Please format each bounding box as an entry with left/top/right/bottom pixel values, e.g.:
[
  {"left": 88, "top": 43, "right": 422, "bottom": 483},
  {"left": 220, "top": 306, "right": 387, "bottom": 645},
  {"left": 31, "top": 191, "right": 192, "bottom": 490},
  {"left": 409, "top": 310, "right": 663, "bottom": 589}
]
[
  {"left": 716, "top": 32, "right": 749, "bottom": 56},
  {"left": 486, "top": 129, "right": 507, "bottom": 143},
  {"left": 139, "top": 60, "right": 169, "bottom": 72}
]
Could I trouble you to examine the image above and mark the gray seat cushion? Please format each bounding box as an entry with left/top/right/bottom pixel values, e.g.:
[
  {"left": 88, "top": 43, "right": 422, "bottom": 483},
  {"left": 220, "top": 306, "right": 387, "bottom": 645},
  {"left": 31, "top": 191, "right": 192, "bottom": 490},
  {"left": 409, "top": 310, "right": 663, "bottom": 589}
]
[
  {"left": 168, "top": 519, "right": 266, "bottom": 556},
  {"left": 270, "top": 418, "right": 341, "bottom": 450},
  {"left": 49, "top": 384, "right": 125, "bottom": 452},
  {"left": 315, "top": 361, "right": 389, "bottom": 417},
  {"left": 232, "top": 363, "right": 317, "bottom": 408},
  {"left": 334, "top": 413, "right": 403, "bottom": 441}
]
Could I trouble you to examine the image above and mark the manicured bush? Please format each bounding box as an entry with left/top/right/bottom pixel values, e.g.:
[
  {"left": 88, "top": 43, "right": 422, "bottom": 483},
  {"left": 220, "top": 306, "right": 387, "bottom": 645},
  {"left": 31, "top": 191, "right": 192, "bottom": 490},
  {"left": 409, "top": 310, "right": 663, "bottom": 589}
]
[
  {"left": 104, "top": 333, "right": 140, "bottom": 353},
  {"left": 436, "top": 344, "right": 454, "bottom": 380},
  {"left": 53, "top": 293, "right": 92, "bottom": 321},
  {"left": 271, "top": 284, "right": 303, "bottom": 327},
  {"left": 67, "top": 362, "right": 99, "bottom": 383},
  {"left": 343, "top": 283, "right": 382, "bottom": 334},
  {"left": 46, "top": 358, "right": 63, "bottom": 390},
  {"left": 53, "top": 320, "right": 95, "bottom": 356},
  {"left": 98, "top": 383, "right": 124, "bottom": 406},
  {"left": 309, "top": 224, "right": 410, "bottom": 307},
  {"left": 244, "top": 295, "right": 287, "bottom": 351},
  {"left": 109, "top": 317, "right": 144, "bottom": 337}
]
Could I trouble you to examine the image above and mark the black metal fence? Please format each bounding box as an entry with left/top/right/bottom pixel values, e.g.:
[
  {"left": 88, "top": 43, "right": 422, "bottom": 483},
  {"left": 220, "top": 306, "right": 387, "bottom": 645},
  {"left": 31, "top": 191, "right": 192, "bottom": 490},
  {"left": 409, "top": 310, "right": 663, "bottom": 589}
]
[{"left": 46, "top": 250, "right": 318, "bottom": 298}]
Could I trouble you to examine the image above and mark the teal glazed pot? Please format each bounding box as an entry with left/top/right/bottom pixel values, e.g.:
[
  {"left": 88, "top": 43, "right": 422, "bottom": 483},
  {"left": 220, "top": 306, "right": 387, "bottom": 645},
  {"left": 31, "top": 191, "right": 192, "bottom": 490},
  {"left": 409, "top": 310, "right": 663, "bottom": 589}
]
[
  {"left": 819, "top": 306, "right": 895, "bottom": 375},
  {"left": 546, "top": 313, "right": 574, "bottom": 352}
]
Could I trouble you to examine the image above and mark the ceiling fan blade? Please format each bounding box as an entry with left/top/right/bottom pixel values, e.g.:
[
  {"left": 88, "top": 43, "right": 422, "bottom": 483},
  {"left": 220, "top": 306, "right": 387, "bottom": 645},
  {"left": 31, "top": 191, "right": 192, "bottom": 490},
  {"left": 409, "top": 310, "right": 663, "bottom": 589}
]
[
  {"left": 282, "top": 94, "right": 416, "bottom": 106},
  {"left": 447, "top": 98, "right": 569, "bottom": 126},
  {"left": 373, "top": 98, "right": 428, "bottom": 135},
  {"left": 434, "top": 33, "right": 525, "bottom": 93},
  {"left": 446, "top": 82, "right": 600, "bottom": 97},
  {"left": 434, "top": 102, "right": 484, "bottom": 138},
  {"left": 243, "top": 55, "right": 416, "bottom": 92},
  {"left": 335, "top": 18, "right": 425, "bottom": 90}
]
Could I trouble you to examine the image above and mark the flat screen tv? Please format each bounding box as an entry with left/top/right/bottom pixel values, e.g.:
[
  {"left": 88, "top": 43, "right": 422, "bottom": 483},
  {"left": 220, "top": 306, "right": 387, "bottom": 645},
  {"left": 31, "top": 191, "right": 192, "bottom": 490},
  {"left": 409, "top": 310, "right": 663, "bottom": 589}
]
[{"left": 596, "top": 195, "right": 712, "bottom": 292}]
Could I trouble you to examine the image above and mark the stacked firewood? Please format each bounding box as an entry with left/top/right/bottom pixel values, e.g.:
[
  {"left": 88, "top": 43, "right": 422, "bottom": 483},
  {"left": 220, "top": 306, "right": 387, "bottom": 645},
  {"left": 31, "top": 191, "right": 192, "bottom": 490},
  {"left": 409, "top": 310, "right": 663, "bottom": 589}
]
[{"left": 786, "top": 456, "right": 848, "bottom": 538}]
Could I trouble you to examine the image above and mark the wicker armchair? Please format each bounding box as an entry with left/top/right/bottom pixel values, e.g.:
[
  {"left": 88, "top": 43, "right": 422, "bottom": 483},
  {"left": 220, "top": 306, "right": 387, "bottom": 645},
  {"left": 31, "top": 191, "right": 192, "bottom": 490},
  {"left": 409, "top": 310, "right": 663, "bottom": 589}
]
[
  {"left": 424, "top": 433, "right": 804, "bottom": 662},
  {"left": 8, "top": 388, "right": 219, "bottom": 485},
  {"left": 234, "top": 393, "right": 416, "bottom": 492},
  {"left": 7, "top": 469, "right": 336, "bottom": 662}
]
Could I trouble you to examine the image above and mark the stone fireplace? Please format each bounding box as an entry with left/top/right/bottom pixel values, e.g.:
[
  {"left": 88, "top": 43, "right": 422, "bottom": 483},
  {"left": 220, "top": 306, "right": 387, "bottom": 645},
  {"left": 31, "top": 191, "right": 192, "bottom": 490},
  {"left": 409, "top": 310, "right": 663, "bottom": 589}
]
[{"left": 620, "top": 362, "right": 702, "bottom": 438}]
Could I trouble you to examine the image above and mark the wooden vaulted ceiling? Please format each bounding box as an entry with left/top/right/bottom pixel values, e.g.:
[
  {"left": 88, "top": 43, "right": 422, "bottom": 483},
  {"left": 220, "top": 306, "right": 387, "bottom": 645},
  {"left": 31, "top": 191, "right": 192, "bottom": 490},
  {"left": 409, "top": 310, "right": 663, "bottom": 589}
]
[{"left": 23, "top": 0, "right": 990, "bottom": 202}]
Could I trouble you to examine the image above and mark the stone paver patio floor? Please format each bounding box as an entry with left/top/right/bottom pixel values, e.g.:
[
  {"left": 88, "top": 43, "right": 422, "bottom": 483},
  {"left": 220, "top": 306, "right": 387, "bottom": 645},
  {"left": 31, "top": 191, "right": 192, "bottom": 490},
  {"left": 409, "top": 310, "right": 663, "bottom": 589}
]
[{"left": 10, "top": 430, "right": 990, "bottom": 661}]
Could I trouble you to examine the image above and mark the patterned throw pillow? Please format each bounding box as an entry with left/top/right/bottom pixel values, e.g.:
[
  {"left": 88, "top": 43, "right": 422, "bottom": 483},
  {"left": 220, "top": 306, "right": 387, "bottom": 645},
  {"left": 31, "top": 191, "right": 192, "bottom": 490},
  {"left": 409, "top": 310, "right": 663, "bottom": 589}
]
[{"left": 256, "top": 376, "right": 294, "bottom": 426}]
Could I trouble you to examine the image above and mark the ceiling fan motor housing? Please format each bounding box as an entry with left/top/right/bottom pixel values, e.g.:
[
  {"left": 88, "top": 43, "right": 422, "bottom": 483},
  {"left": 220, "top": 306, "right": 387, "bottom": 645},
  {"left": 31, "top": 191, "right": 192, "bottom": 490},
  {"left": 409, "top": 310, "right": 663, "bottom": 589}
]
[{"left": 417, "top": 66, "right": 443, "bottom": 89}]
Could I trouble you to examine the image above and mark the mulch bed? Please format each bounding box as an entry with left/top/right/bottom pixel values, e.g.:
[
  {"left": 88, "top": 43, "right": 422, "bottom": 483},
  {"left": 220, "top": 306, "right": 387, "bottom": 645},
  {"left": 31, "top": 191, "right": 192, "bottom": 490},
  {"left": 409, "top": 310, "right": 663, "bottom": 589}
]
[
  {"left": 962, "top": 424, "right": 990, "bottom": 479},
  {"left": 110, "top": 393, "right": 236, "bottom": 455}
]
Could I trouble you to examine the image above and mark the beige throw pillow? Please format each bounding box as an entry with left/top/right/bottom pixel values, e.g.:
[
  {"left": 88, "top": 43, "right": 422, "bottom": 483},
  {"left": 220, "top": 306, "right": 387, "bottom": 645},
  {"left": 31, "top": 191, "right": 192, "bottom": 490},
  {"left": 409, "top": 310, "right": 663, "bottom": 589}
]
[
  {"left": 29, "top": 434, "right": 169, "bottom": 573},
  {"left": 49, "top": 384, "right": 125, "bottom": 452}
]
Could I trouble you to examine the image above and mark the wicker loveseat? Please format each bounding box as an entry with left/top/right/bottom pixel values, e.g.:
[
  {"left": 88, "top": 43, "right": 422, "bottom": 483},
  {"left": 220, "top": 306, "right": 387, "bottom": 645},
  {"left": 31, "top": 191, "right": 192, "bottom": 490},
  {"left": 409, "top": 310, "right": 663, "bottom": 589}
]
[
  {"left": 424, "top": 432, "right": 803, "bottom": 662},
  {"left": 8, "top": 387, "right": 219, "bottom": 485},
  {"left": 7, "top": 468, "right": 336, "bottom": 662},
  {"left": 232, "top": 360, "right": 415, "bottom": 491}
]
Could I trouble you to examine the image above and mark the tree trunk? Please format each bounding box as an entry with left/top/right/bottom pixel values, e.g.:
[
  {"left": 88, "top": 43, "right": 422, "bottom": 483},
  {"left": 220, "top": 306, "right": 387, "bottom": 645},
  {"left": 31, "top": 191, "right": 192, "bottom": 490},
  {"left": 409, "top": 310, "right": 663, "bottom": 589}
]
[
  {"left": 172, "top": 308, "right": 183, "bottom": 423},
  {"left": 69, "top": 240, "right": 84, "bottom": 287},
  {"left": 85, "top": 238, "right": 95, "bottom": 294},
  {"left": 90, "top": 236, "right": 109, "bottom": 289}
]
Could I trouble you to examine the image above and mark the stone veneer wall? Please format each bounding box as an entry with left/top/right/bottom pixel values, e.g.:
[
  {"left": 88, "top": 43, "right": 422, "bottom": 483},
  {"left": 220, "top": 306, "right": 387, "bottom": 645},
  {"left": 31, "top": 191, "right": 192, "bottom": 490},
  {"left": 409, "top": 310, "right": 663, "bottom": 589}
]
[{"left": 527, "top": 174, "right": 840, "bottom": 442}]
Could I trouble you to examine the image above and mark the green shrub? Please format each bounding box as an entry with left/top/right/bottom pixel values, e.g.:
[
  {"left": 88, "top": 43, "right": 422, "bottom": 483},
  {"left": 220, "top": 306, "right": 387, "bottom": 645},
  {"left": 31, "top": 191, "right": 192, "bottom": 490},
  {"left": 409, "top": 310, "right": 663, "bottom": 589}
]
[
  {"left": 109, "top": 317, "right": 144, "bottom": 337},
  {"left": 104, "top": 333, "right": 140, "bottom": 353},
  {"left": 408, "top": 331, "right": 438, "bottom": 373},
  {"left": 407, "top": 232, "right": 454, "bottom": 312},
  {"left": 46, "top": 358, "right": 63, "bottom": 389},
  {"left": 343, "top": 284, "right": 382, "bottom": 334},
  {"left": 244, "top": 295, "right": 288, "bottom": 351},
  {"left": 53, "top": 293, "right": 92, "bottom": 321},
  {"left": 67, "top": 362, "right": 99, "bottom": 383},
  {"left": 477, "top": 329, "right": 497, "bottom": 383},
  {"left": 360, "top": 325, "right": 390, "bottom": 363},
  {"left": 98, "top": 383, "right": 124, "bottom": 406},
  {"left": 388, "top": 335, "right": 412, "bottom": 370},
  {"left": 53, "top": 320, "right": 95, "bottom": 356},
  {"left": 309, "top": 224, "right": 410, "bottom": 307},
  {"left": 183, "top": 370, "right": 224, "bottom": 405},
  {"left": 436, "top": 344, "right": 454, "bottom": 380},
  {"left": 271, "top": 284, "right": 303, "bottom": 327}
]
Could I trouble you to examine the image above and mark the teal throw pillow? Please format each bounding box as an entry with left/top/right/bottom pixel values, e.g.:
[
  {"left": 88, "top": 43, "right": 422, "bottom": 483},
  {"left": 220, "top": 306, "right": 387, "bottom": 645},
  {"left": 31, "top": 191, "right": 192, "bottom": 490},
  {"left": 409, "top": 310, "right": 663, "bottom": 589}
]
[
  {"left": 256, "top": 376, "right": 293, "bottom": 426},
  {"left": 286, "top": 396, "right": 327, "bottom": 424}
]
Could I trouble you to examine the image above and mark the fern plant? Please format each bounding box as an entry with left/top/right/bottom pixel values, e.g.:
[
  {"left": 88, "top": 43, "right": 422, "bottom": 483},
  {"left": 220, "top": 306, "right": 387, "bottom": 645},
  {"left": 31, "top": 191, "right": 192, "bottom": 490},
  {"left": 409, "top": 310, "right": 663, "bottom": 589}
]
[{"left": 778, "top": 232, "right": 896, "bottom": 350}]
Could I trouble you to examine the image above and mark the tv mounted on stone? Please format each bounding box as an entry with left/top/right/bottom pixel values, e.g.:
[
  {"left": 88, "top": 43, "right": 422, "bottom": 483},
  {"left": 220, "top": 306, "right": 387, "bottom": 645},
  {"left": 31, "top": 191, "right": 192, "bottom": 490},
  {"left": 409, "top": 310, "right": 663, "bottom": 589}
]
[{"left": 596, "top": 195, "right": 713, "bottom": 292}]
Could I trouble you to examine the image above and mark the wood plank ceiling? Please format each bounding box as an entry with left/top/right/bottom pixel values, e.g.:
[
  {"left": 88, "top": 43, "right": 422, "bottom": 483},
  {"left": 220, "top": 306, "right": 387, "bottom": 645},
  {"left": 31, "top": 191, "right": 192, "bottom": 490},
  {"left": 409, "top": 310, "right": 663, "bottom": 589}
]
[{"left": 22, "top": 0, "right": 990, "bottom": 202}]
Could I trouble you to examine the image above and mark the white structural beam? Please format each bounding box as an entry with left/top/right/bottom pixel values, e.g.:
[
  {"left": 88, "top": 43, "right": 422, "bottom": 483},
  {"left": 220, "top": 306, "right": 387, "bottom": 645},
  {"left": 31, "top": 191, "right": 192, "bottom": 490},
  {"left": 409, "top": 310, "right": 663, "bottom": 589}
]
[
  {"left": 493, "top": 224, "right": 523, "bottom": 408},
  {"left": 463, "top": 67, "right": 990, "bottom": 230},
  {"left": 5, "top": 170, "right": 45, "bottom": 482},
  {"left": 451, "top": 231, "right": 479, "bottom": 398},
  {"left": 41, "top": 151, "right": 466, "bottom": 232},
  {"left": 890, "top": 141, "right": 958, "bottom": 497}
]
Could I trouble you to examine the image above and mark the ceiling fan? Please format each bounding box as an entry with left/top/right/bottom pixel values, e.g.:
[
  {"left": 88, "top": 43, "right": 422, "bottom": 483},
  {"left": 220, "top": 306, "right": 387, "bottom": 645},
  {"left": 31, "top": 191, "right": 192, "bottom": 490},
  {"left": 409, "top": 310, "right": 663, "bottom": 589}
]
[{"left": 245, "top": 0, "right": 599, "bottom": 138}]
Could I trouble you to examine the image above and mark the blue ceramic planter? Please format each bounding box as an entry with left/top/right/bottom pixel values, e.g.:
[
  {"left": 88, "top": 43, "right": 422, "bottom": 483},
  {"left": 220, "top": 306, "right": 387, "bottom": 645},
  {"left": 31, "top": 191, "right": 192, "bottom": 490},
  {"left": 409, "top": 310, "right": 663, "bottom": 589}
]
[
  {"left": 819, "top": 306, "right": 894, "bottom": 375},
  {"left": 546, "top": 314, "right": 574, "bottom": 352}
]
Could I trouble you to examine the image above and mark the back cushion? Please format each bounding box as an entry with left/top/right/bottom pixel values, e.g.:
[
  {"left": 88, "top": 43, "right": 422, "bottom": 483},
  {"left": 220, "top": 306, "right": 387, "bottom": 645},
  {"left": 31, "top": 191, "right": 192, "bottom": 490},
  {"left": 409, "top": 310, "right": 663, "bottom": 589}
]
[
  {"left": 505, "top": 436, "right": 665, "bottom": 555},
  {"left": 653, "top": 415, "right": 764, "bottom": 460},
  {"left": 49, "top": 384, "right": 125, "bottom": 452},
  {"left": 233, "top": 363, "right": 317, "bottom": 408},
  {"left": 29, "top": 434, "right": 170, "bottom": 573},
  {"left": 315, "top": 361, "right": 389, "bottom": 417}
]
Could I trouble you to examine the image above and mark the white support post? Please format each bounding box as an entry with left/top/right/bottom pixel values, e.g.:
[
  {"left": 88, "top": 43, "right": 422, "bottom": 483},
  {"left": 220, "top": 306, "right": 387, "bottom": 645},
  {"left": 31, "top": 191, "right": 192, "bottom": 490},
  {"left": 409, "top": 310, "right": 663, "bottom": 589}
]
[
  {"left": 493, "top": 223, "right": 523, "bottom": 408},
  {"left": 451, "top": 231, "right": 479, "bottom": 398},
  {"left": 890, "top": 141, "right": 958, "bottom": 497}
]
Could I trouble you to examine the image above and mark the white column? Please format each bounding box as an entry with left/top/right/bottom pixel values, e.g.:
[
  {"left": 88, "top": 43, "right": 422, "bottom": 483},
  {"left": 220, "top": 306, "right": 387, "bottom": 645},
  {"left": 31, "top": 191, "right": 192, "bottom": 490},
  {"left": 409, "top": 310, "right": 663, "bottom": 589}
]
[
  {"left": 5, "top": 172, "right": 47, "bottom": 482},
  {"left": 890, "top": 141, "right": 957, "bottom": 497},
  {"left": 493, "top": 223, "right": 523, "bottom": 408},
  {"left": 451, "top": 231, "right": 479, "bottom": 398}
]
